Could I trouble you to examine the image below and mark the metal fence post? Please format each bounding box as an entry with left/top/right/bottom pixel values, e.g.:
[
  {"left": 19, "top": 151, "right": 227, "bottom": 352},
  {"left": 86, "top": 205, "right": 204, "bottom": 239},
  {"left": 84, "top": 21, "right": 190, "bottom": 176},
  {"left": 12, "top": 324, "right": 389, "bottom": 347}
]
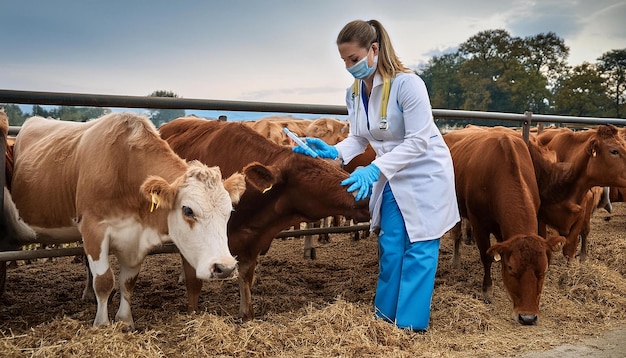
[{"left": 522, "top": 111, "right": 532, "bottom": 145}]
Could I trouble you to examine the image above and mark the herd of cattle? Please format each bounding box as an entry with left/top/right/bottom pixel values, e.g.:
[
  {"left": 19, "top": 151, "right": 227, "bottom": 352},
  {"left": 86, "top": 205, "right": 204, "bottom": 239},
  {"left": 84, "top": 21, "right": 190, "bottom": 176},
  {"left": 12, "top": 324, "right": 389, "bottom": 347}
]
[{"left": 0, "top": 109, "right": 624, "bottom": 329}]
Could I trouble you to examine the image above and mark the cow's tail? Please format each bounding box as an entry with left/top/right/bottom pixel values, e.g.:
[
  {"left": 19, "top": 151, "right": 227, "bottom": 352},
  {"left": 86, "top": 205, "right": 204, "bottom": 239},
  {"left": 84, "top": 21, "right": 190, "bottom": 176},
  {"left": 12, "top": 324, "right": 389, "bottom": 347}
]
[
  {"left": 1, "top": 109, "right": 37, "bottom": 251},
  {"left": 1, "top": 187, "right": 37, "bottom": 250}
]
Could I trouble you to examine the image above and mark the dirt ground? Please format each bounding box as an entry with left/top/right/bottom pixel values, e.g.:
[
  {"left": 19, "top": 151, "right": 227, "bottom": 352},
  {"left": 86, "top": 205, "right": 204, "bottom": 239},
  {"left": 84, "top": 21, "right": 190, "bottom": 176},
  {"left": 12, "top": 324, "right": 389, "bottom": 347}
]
[{"left": 1, "top": 203, "right": 626, "bottom": 357}]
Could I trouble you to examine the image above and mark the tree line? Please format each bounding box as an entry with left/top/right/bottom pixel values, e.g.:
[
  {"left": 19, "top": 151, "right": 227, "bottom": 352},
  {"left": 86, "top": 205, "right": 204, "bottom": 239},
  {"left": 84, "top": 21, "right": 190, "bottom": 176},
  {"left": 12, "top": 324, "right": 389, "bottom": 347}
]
[
  {"left": 1, "top": 90, "right": 185, "bottom": 127},
  {"left": 419, "top": 29, "right": 625, "bottom": 127},
  {"left": 2, "top": 29, "right": 624, "bottom": 128}
]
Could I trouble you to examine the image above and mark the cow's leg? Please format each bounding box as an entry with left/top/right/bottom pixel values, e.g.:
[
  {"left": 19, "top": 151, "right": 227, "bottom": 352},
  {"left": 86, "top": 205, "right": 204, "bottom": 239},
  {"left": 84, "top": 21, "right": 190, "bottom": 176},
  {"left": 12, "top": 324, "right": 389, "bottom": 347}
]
[
  {"left": 318, "top": 217, "right": 331, "bottom": 244},
  {"left": 579, "top": 191, "right": 598, "bottom": 262},
  {"left": 0, "top": 261, "right": 6, "bottom": 298},
  {"left": 303, "top": 222, "right": 316, "bottom": 260},
  {"left": 238, "top": 258, "right": 257, "bottom": 321},
  {"left": 473, "top": 225, "right": 494, "bottom": 304},
  {"left": 114, "top": 262, "right": 141, "bottom": 330},
  {"left": 451, "top": 221, "right": 462, "bottom": 268},
  {"left": 562, "top": 212, "right": 585, "bottom": 262},
  {"left": 598, "top": 186, "right": 612, "bottom": 213},
  {"left": 182, "top": 256, "right": 202, "bottom": 313},
  {"left": 82, "top": 257, "right": 95, "bottom": 302},
  {"left": 462, "top": 218, "right": 473, "bottom": 245},
  {"left": 86, "top": 253, "right": 114, "bottom": 327},
  {"left": 82, "top": 220, "right": 114, "bottom": 327}
]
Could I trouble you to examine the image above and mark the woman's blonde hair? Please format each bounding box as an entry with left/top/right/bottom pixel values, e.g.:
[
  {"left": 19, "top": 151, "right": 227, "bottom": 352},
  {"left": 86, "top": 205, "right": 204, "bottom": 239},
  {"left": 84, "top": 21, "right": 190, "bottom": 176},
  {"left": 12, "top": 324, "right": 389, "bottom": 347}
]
[{"left": 336, "top": 19, "right": 413, "bottom": 79}]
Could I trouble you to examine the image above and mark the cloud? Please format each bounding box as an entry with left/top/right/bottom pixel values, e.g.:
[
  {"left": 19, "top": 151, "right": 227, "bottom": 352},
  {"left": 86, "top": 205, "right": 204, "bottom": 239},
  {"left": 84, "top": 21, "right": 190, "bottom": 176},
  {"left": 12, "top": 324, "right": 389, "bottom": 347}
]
[{"left": 1, "top": 0, "right": 624, "bottom": 106}]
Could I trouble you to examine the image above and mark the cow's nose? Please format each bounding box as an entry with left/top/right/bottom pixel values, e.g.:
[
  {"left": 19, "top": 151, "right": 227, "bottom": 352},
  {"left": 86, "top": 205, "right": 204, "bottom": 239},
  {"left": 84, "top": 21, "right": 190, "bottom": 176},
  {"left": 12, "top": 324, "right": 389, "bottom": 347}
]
[
  {"left": 212, "top": 263, "right": 237, "bottom": 279},
  {"left": 518, "top": 314, "right": 538, "bottom": 325}
]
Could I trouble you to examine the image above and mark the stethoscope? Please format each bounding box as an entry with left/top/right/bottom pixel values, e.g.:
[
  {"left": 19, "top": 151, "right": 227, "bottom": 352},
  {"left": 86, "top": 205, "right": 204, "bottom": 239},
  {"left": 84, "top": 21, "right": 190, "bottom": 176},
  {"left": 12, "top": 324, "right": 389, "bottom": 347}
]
[{"left": 351, "top": 77, "right": 391, "bottom": 141}]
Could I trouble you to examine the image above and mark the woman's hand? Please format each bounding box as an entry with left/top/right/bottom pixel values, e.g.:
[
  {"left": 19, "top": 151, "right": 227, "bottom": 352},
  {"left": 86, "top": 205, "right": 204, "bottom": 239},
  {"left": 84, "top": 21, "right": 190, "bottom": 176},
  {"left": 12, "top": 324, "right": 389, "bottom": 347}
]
[
  {"left": 340, "top": 163, "right": 380, "bottom": 201},
  {"left": 292, "top": 137, "right": 338, "bottom": 159}
]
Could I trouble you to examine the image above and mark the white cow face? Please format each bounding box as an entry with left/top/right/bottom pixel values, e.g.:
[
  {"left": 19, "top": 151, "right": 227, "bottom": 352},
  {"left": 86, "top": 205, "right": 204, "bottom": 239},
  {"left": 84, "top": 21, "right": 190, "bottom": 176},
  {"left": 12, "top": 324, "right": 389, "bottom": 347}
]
[{"left": 141, "top": 161, "right": 245, "bottom": 280}]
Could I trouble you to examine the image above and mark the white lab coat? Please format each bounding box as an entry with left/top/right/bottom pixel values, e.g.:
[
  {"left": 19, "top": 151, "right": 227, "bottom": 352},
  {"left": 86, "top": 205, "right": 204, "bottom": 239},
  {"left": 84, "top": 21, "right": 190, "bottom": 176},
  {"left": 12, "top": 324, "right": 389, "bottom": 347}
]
[{"left": 335, "top": 72, "right": 460, "bottom": 242}]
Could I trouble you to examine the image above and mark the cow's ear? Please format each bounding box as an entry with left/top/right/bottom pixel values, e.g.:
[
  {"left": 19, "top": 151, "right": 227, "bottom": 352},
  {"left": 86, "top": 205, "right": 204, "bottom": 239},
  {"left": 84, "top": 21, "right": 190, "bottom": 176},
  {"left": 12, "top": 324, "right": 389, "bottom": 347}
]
[
  {"left": 588, "top": 139, "right": 599, "bottom": 158},
  {"left": 223, "top": 172, "right": 246, "bottom": 205},
  {"left": 486, "top": 242, "right": 505, "bottom": 262},
  {"left": 546, "top": 234, "right": 566, "bottom": 252},
  {"left": 242, "top": 162, "right": 280, "bottom": 193},
  {"left": 140, "top": 176, "right": 176, "bottom": 211}
]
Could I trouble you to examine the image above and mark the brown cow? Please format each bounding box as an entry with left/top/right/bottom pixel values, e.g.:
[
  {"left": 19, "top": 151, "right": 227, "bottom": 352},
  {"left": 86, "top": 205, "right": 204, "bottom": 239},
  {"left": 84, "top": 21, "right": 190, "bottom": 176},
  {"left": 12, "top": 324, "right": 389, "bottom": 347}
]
[
  {"left": 10, "top": 113, "right": 258, "bottom": 329},
  {"left": 444, "top": 127, "right": 564, "bottom": 325},
  {"left": 159, "top": 117, "right": 370, "bottom": 321},
  {"left": 535, "top": 125, "right": 626, "bottom": 261},
  {"left": 242, "top": 115, "right": 351, "bottom": 258}
]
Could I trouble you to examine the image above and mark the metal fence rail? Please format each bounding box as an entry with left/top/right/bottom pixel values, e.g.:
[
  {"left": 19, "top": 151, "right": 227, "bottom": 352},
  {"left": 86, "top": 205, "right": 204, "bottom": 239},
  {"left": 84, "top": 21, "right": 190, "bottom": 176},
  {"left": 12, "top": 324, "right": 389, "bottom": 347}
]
[{"left": 1, "top": 89, "right": 625, "bottom": 263}]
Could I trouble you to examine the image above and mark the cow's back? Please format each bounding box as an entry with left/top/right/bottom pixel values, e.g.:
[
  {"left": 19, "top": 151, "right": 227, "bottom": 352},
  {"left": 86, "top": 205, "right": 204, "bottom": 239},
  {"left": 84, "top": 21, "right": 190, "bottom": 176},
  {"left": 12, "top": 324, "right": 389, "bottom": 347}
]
[
  {"left": 13, "top": 118, "right": 93, "bottom": 227},
  {"left": 12, "top": 113, "right": 186, "bottom": 229},
  {"left": 448, "top": 129, "right": 540, "bottom": 237},
  {"left": 160, "top": 118, "right": 288, "bottom": 177}
]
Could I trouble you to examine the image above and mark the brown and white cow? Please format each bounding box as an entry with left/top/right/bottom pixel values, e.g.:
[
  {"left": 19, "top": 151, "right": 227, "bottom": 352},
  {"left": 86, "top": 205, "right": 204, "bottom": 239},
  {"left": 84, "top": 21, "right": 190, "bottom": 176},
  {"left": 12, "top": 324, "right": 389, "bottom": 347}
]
[
  {"left": 444, "top": 127, "right": 565, "bottom": 325},
  {"left": 159, "top": 117, "right": 370, "bottom": 321},
  {"left": 535, "top": 125, "right": 626, "bottom": 261},
  {"left": 9, "top": 113, "right": 256, "bottom": 329}
]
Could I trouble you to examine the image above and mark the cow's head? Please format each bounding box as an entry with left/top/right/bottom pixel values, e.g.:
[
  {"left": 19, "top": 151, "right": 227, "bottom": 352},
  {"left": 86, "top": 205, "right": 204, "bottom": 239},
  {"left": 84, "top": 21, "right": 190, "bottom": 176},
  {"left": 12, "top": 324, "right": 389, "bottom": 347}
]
[
  {"left": 487, "top": 233, "right": 565, "bottom": 325},
  {"left": 140, "top": 160, "right": 245, "bottom": 281},
  {"left": 586, "top": 125, "right": 626, "bottom": 187},
  {"left": 243, "top": 153, "right": 370, "bottom": 223}
]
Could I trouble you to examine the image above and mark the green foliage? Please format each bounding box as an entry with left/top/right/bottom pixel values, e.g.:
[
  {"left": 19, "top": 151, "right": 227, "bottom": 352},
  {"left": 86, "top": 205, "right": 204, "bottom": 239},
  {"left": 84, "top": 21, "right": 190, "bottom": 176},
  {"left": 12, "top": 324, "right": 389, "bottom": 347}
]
[
  {"left": 597, "top": 49, "right": 626, "bottom": 117},
  {"left": 31, "top": 105, "right": 110, "bottom": 122},
  {"left": 553, "top": 62, "right": 611, "bottom": 117},
  {"left": 420, "top": 29, "right": 621, "bottom": 119},
  {"left": 147, "top": 90, "right": 186, "bottom": 127},
  {"left": 4, "top": 104, "right": 109, "bottom": 123},
  {"left": 0, "top": 104, "right": 28, "bottom": 125},
  {"left": 420, "top": 53, "right": 465, "bottom": 110}
]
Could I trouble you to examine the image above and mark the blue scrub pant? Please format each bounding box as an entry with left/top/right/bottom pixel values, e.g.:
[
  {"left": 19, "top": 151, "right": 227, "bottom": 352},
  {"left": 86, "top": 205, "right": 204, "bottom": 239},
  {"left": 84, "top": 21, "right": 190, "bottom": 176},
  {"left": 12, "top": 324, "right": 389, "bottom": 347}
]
[{"left": 374, "top": 183, "right": 440, "bottom": 331}]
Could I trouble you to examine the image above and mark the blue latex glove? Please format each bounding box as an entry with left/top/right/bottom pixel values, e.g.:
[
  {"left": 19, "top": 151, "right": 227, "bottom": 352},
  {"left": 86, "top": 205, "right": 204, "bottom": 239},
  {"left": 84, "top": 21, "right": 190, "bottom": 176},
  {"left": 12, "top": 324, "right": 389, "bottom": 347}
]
[
  {"left": 340, "top": 163, "right": 380, "bottom": 201},
  {"left": 292, "top": 137, "right": 338, "bottom": 159}
]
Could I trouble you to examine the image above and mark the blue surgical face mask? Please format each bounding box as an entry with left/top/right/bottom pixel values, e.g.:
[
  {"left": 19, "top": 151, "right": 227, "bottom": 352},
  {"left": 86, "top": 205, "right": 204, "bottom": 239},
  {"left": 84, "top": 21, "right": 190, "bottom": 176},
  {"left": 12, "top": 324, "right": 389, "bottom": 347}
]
[{"left": 347, "top": 50, "right": 378, "bottom": 79}]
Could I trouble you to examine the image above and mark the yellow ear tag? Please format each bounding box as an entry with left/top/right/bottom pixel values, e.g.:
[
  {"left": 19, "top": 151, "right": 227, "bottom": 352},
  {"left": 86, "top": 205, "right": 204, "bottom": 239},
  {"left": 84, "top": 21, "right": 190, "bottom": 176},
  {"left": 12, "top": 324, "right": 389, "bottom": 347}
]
[
  {"left": 493, "top": 253, "right": 501, "bottom": 262},
  {"left": 592, "top": 150, "right": 597, "bottom": 157},
  {"left": 262, "top": 184, "right": 273, "bottom": 194},
  {"left": 150, "top": 193, "right": 161, "bottom": 212}
]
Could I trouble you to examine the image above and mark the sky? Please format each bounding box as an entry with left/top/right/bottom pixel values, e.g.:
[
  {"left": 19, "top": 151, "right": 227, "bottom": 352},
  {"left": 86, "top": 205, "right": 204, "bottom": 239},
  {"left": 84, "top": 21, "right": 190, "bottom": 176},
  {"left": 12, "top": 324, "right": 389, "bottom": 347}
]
[{"left": 1, "top": 0, "right": 625, "bottom": 115}]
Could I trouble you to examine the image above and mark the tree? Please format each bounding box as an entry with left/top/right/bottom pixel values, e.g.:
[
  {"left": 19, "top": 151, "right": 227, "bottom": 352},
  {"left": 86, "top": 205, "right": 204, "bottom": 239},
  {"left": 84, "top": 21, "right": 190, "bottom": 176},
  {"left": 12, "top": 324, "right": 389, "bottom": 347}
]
[
  {"left": 32, "top": 104, "right": 52, "bottom": 118},
  {"left": 515, "top": 32, "right": 569, "bottom": 113},
  {"left": 553, "top": 62, "right": 611, "bottom": 117},
  {"left": 0, "top": 104, "right": 28, "bottom": 126},
  {"left": 147, "top": 90, "right": 186, "bottom": 127},
  {"left": 457, "top": 29, "right": 569, "bottom": 115},
  {"left": 420, "top": 53, "right": 465, "bottom": 110},
  {"left": 458, "top": 29, "right": 515, "bottom": 112},
  {"left": 597, "top": 49, "right": 626, "bottom": 117}
]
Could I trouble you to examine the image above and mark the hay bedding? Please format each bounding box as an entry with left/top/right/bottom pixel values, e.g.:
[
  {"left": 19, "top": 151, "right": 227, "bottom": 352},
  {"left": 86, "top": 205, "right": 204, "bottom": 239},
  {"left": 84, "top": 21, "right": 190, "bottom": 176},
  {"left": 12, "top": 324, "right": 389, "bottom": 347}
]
[{"left": 1, "top": 204, "right": 626, "bottom": 357}]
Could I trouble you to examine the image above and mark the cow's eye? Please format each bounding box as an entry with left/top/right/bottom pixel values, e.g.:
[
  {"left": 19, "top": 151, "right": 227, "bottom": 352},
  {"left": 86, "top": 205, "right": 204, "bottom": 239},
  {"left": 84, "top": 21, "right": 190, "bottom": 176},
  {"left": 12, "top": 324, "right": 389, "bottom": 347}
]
[
  {"left": 611, "top": 149, "right": 619, "bottom": 155},
  {"left": 182, "top": 206, "right": 196, "bottom": 219}
]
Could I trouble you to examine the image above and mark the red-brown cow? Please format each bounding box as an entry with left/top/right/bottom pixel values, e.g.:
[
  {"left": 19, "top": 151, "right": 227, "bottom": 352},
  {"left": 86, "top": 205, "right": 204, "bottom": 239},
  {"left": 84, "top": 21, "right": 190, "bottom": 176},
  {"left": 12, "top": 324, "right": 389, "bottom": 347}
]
[
  {"left": 159, "top": 117, "right": 370, "bottom": 321},
  {"left": 10, "top": 113, "right": 256, "bottom": 329},
  {"left": 535, "top": 125, "right": 626, "bottom": 261},
  {"left": 444, "top": 127, "right": 564, "bottom": 325}
]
